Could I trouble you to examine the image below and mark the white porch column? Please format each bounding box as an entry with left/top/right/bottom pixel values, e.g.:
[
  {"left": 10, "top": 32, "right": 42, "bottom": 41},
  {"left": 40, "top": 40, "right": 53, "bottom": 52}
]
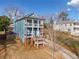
[
  {"left": 24, "top": 19, "right": 27, "bottom": 39},
  {"left": 37, "top": 20, "right": 40, "bottom": 36},
  {"left": 32, "top": 19, "right": 34, "bottom": 37}
]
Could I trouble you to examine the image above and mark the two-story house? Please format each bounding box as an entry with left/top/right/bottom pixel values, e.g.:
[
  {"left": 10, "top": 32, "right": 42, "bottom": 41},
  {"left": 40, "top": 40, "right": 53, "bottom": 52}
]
[
  {"left": 71, "top": 21, "right": 79, "bottom": 36},
  {"left": 53, "top": 20, "right": 73, "bottom": 32},
  {"left": 53, "top": 20, "right": 79, "bottom": 36},
  {"left": 14, "top": 13, "right": 45, "bottom": 44}
]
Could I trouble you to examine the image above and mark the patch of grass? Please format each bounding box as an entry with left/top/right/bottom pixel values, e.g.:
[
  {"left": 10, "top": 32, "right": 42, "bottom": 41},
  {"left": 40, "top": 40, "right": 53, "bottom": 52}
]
[
  {"left": 0, "top": 31, "right": 5, "bottom": 34},
  {"left": 56, "top": 32, "right": 79, "bottom": 56}
]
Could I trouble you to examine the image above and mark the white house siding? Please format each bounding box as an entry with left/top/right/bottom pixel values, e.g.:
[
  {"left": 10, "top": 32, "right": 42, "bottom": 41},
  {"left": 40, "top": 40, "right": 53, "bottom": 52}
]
[
  {"left": 53, "top": 21, "right": 72, "bottom": 32},
  {"left": 15, "top": 19, "right": 25, "bottom": 43},
  {"left": 71, "top": 22, "right": 79, "bottom": 36},
  {"left": 53, "top": 21, "right": 79, "bottom": 36}
]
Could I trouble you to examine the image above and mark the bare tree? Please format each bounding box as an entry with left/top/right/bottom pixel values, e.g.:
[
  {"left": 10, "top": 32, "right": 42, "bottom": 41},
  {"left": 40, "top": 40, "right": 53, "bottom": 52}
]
[
  {"left": 44, "top": 14, "right": 58, "bottom": 59},
  {"left": 58, "top": 11, "right": 69, "bottom": 21},
  {"left": 4, "top": 7, "right": 25, "bottom": 21}
]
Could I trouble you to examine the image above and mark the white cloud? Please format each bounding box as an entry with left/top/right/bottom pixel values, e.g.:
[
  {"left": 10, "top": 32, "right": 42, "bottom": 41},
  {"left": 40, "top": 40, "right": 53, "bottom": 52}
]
[
  {"left": 67, "top": 8, "right": 71, "bottom": 11},
  {"left": 67, "top": 0, "right": 79, "bottom": 7}
]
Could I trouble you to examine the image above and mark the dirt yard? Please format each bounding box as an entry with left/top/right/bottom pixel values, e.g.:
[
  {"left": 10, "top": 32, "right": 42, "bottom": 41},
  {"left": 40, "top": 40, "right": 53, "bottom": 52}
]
[{"left": 0, "top": 41, "right": 63, "bottom": 59}]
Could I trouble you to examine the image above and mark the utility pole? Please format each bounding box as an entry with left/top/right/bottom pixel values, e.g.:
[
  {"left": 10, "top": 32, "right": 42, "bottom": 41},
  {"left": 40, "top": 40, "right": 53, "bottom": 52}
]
[
  {"left": 51, "top": 21, "right": 55, "bottom": 59},
  {"left": 50, "top": 16, "right": 56, "bottom": 59},
  {"left": 46, "top": 16, "right": 56, "bottom": 59}
]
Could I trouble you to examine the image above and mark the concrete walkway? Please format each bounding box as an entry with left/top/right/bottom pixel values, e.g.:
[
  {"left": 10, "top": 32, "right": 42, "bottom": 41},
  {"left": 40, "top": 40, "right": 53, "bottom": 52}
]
[{"left": 45, "top": 39, "right": 79, "bottom": 59}]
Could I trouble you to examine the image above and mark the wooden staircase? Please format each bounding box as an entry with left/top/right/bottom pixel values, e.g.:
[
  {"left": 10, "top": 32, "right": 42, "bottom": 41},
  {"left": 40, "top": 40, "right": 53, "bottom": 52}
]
[{"left": 33, "top": 36, "right": 45, "bottom": 48}]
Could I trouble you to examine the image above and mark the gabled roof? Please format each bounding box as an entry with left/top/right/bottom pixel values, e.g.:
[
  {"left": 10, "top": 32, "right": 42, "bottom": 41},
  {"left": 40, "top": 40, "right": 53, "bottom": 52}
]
[
  {"left": 28, "top": 12, "right": 38, "bottom": 17},
  {"left": 15, "top": 13, "right": 45, "bottom": 22},
  {"left": 56, "top": 20, "right": 74, "bottom": 24}
]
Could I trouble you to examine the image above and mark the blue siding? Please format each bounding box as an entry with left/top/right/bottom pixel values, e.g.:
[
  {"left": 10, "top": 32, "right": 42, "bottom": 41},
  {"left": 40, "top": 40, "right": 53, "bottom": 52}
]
[
  {"left": 15, "top": 19, "right": 25, "bottom": 43},
  {"left": 14, "top": 17, "right": 44, "bottom": 44}
]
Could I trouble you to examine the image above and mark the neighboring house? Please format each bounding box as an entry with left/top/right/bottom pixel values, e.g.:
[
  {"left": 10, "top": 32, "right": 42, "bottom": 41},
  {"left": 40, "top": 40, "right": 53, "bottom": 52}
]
[
  {"left": 53, "top": 20, "right": 79, "bottom": 36},
  {"left": 71, "top": 22, "right": 79, "bottom": 36},
  {"left": 53, "top": 20, "right": 73, "bottom": 32},
  {"left": 14, "top": 13, "right": 45, "bottom": 43}
]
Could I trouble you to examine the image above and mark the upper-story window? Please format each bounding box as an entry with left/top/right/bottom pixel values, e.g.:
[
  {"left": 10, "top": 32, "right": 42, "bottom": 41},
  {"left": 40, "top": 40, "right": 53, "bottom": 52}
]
[
  {"left": 34, "top": 20, "right": 38, "bottom": 26},
  {"left": 74, "top": 23, "right": 79, "bottom": 25},
  {"left": 70, "top": 24, "right": 72, "bottom": 26},
  {"left": 27, "top": 18, "right": 32, "bottom": 26},
  {"left": 27, "top": 19, "right": 32, "bottom": 23},
  {"left": 34, "top": 20, "right": 38, "bottom": 23}
]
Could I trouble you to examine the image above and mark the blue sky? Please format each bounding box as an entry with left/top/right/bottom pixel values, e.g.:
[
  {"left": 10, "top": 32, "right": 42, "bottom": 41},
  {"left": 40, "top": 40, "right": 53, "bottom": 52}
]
[{"left": 0, "top": 0, "right": 79, "bottom": 20}]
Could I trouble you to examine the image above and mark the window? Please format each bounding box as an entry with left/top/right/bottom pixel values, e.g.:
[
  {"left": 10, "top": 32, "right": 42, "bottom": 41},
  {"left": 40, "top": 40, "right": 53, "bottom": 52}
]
[
  {"left": 34, "top": 20, "right": 38, "bottom": 23},
  {"left": 34, "top": 20, "right": 38, "bottom": 26},
  {"left": 70, "top": 24, "right": 72, "bottom": 26},
  {"left": 68, "top": 29, "right": 71, "bottom": 32},
  {"left": 65, "top": 24, "right": 66, "bottom": 26},
  {"left": 74, "top": 23, "right": 79, "bottom": 25},
  {"left": 27, "top": 28, "right": 32, "bottom": 36},
  {"left": 74, "top": 27, "right": 79, "bottom": 30},
  {"left": 33, "top": 28, "right": 37, "bottom": 36}
]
